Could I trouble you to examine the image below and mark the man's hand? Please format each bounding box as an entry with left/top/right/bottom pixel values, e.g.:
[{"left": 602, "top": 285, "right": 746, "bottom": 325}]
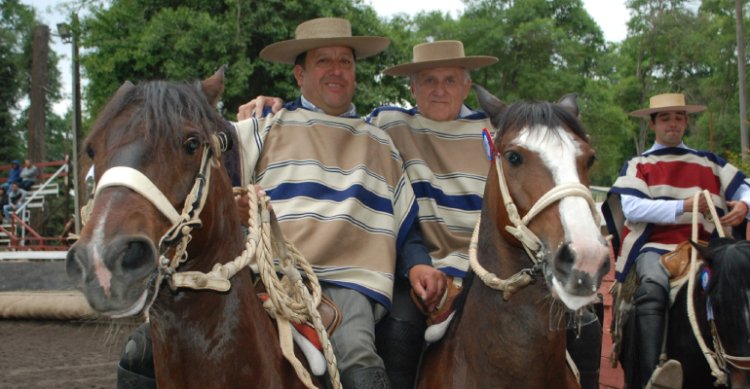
[
  {"left": 237, "top": 95, "right": 284, "bottom": 120},
  {"left": 408, "top": 264, "right": 447, "bottom": 313},
  {"left": 720, "top": 200, "right": 748, "bottom": 227},
  {"left": 683, "top": 194, "right": 709, "bottom": 214}
]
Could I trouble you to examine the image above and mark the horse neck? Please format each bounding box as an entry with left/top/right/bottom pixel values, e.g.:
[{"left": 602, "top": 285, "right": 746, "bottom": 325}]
[{"left": 147, "top": 175, "right": 287, "bottom": 384}]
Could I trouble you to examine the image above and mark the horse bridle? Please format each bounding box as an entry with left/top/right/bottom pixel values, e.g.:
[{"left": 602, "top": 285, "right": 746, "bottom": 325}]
[
  {"left": 93, "top": 137, "right": 217, "bottom": 296},
  {"left": 468, "top": 154, "right": 601, "bottom": 300},
  {"left": 684, "top": 190, "right": 750, "bottom": 386}
]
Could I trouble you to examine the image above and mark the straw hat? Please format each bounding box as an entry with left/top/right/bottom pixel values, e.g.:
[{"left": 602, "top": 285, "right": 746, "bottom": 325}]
[
  {"left": 383, "top": 40, "right": 498, "bottom": 76},
  {"left": 259, "top": 17, "right": 390, "bottom": 65},
  {"left": 629, "top": 93, "right": 706, "bottom": 118}
]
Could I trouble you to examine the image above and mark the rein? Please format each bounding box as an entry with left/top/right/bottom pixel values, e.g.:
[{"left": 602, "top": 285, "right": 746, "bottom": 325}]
[{"left": 468, "top": 154, "right": 600, "bottom": 300}]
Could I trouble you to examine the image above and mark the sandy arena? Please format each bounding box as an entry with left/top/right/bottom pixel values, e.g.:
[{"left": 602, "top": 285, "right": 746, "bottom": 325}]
[{"left": 0, "top": 319, "right": 135, "bottom": 388}]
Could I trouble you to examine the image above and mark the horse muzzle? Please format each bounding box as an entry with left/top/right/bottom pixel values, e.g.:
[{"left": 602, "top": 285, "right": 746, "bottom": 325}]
[
  {"left": 66, "top": 235, "right": 157, "bottom": 316},
  {"left": 548, "top": 240, "right": 610, "bottom": 310}
]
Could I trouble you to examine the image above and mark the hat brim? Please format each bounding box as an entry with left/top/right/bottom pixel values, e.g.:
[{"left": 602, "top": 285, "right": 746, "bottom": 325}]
[
  {"left": 629, "top": 104, "right": 706, "bottom": 118},
  {"left": 383, "top": 56, "right": 498, "bottom": 76},
  {"left": 260, "top": 36, "right": 390, "bottom": 65}
]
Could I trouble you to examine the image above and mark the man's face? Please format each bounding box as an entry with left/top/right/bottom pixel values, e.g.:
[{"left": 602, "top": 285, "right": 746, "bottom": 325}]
[
  {"left": 294, "top": 46, "right": 356, "bottom": 116},
  {"left": 649, "top": 110, "right": 687, "bottom": 147},
  {"left": 411, "top": 66, "right": 471, "bottom": 122}
]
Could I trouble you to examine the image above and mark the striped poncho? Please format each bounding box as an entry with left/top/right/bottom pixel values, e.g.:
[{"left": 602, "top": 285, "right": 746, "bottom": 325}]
[
  {"left": 368, "top": 106, "right": 492, "bottom": 277},
  {"left": 233, "top": 103, "right": 418, "bottom": 308},
  {"left": 602, "top": 146, "right": 748, "bottom": 282}
]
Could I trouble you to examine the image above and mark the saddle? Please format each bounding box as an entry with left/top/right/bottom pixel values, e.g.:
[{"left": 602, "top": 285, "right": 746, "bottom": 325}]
[
  {"left": 410, "top": 276, "right": 463, "bottom": 342},
  {"left": 660, "top": 240, "right": 705, "bottom": 283},
  {"left": 255, "top": 283, "right": 342, "bottom": 350}
]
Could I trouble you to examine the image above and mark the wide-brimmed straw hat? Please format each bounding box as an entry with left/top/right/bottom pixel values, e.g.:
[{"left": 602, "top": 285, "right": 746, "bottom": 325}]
[
  {"left": 259, "top": 17, "right": 390, "bottom": 65},
  {"left": 629, "top": 93, "right": 706, "bottom": 118},
  {"left": 383, "top": 40, "right": 498, "bottom": 76}
]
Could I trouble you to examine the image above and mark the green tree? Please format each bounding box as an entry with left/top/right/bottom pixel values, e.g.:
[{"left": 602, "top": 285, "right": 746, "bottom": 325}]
[
  {"left": 0, "top": 0, "right": 64, "bottom": 162},
  {"left": 80, "top": 0, "right": 412, "bottom": 125}
]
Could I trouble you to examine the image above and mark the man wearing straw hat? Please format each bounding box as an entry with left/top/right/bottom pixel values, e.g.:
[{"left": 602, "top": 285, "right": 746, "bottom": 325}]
[
  {"left": 117, "top": 17, "right": 416, "bottom": 389},
  {"left": 369, "top": 40, "right": 602, "bottom": 389},
  {"left": 602, "top": 93, "right": 750, "bottom": 389}
]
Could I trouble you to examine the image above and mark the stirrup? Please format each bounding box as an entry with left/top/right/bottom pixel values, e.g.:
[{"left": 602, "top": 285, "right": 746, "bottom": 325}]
[
  {"left": 646, "top": 359, "right": 683, "bottom": 389},
  {"left": 411, "top": 277, "right": 462, "bottom": 342}
]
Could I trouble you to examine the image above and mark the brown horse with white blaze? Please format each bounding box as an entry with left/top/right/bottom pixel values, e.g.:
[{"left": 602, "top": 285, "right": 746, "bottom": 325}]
[
  {"left": 65, "top": 69, "right": 319, "bottom": 388},
  {"left": 417, "top": 86, "right": 610, "bottom": 388}
]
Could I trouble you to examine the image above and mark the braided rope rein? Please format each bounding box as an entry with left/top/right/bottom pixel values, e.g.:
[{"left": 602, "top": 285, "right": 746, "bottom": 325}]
[
  {"left": 172, "top": 185, "right": 340, "bottom": 389},
  {"left": 686, "top": 190, "right": 727, "bottom": 386}
]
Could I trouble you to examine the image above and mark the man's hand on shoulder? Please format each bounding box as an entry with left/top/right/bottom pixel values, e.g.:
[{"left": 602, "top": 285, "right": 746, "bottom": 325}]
[
  {"left": 237, "top": 95, "right": 284, "bottom": 120},
  {"left": 408, "top": 264, "right": 447, "bottom": 313}
]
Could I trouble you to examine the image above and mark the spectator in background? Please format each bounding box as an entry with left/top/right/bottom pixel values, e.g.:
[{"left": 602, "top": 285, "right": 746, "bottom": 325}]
[
  {"left": 2, "top": 160, "right": 21, "bottom": 190},
  {"left": 19, "top": 159, "right": 39, "bottom": 190},
  {"left": 3, "top": 182, "right": 27, "bottom": 222},
  {"left": 0, "top": 186, "right": 7, "bottom": 220}
]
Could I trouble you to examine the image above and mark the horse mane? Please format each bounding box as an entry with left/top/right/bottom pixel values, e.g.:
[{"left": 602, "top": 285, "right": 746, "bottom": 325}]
[
  {"left": 494, "top": 100, "right": 589, "bottom": 144},
  {"left": 706, "top": 239, "right": 750, "bottom": 334},
  {"left": 86, "top": 79, "right": 240, "bottom": 181}
]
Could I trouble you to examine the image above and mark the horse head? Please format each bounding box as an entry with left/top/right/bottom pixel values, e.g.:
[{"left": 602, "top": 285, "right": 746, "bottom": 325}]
[
  {"left": 693, "top": 238, "right": 750, "bottom": 388},
  {"left": 66, "top": 68, "right": 240, "bottom": 317},
  {"left": 473, "top": 85, "right": 609, "bottom": 310}
]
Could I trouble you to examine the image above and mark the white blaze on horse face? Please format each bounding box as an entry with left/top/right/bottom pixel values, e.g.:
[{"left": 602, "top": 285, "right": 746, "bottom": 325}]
[
  {"left": 90, "top": 201, "right": 113, "bottom": 297},
  {"left": 515, "top": 125, "right": 606, "bottom": 293}
]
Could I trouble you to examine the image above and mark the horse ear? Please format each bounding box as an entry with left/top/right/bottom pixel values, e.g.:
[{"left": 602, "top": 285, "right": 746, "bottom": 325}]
[
  {"left": 201, "top": 65, "right": 226, "bottom": 106},
  {"left": 557, "top": 93, "right": 579, "bottom": 117},
  {"left": 689, "top": 239, "right": 715, "bottom": 264},
  {"left": 472, "top": 84, "right": 507, "bottom": 129}
]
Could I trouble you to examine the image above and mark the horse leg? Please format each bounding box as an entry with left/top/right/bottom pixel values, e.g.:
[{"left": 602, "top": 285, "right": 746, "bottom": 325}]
[
  {"left": 117, "top": 322, "right": 156, "bottom": 389},
  {"left": 566, "top": 309, "right": 602, "bottom": 389}
]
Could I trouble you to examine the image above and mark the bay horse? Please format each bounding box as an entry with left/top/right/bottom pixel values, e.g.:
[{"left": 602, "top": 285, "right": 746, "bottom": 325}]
[
  {"left": 620, "top": 238, "right": 750, "bottom": 389},
  {"left": 417, "top": 87, "right": 610, "bottom": 389},
  {"left": 65, "top": 69, "right": 320, "bottom": 388}
]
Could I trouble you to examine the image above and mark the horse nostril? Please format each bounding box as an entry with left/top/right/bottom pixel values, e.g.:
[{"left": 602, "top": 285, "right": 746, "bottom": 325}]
[
  {"left": 65, "top": 247, "right": 85, "bottom": 286},
  {"left": 121, "top": 240, "right": 154, "bottom": 271},
  {"left": 555, "top": 243, "right": 575, "bottom": 279}
]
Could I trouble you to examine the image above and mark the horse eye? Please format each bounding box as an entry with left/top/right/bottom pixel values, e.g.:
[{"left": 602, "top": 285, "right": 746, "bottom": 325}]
[
  {"left": 183, "top": 137, "right": 201, "bottom": 154},
  {"left": 587, "top": 155, "right": 597, "bottom": 169},
  {"left": 86, "top": 144, "right": 95, "bottom": 159},
  {"left": 505, "top": 151, "right": 523, "bottom": 166}
]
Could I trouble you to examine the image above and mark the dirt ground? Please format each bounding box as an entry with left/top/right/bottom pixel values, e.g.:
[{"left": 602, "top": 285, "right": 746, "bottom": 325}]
[{"left": 0, "top": 319, "right": 137, "bottom": 389}]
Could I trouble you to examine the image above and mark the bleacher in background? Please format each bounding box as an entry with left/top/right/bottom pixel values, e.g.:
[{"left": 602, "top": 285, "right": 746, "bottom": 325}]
[{"left": 0, "top": 159, "right": 70, "bottom": 251}]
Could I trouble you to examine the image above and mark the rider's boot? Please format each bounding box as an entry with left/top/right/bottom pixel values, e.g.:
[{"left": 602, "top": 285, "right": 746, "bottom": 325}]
[
  {"left": 117, "top": 322, "right": 156, "bottom": 389},
  {"left": 566, "top": 309, "right": 602, "bottom": 389},
  {"left": 376, "top": 276, "right": 426, "bottom": 389},
  {"left": 375, "top": 316, "right": 424, "bottom": 389},
  {"left": 341, "top": 366, "right": 392, "bottom": 389},
  {"left": 635, "top": 281, "right": 682, "bottom": 389}
]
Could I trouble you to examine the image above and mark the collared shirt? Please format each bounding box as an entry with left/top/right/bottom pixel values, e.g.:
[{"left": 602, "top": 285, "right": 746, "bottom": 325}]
[
  {"left": 299, "top": 95, "right": 358, "bottom": 118},
  {"left": 621, "top": 142, "right": 750, "bottom": 223}
]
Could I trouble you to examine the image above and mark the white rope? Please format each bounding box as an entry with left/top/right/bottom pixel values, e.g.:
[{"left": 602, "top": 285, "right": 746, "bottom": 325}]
[{"left": 686, "top": 189, "right": 728, "bottom": 386}]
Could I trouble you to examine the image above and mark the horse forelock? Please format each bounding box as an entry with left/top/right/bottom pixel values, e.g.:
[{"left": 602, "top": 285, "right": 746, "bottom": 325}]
[
  {"left": 493, "top": 101, "right": 589, "bottom": 149},
  {"left": 88, "top": 80, "right": 224, "bottom": 165}
]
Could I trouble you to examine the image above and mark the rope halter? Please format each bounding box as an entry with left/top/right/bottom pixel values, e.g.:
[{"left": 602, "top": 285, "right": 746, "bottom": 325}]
[{"left": 469, "top": 154, "right": 600, "bottom": 300}]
